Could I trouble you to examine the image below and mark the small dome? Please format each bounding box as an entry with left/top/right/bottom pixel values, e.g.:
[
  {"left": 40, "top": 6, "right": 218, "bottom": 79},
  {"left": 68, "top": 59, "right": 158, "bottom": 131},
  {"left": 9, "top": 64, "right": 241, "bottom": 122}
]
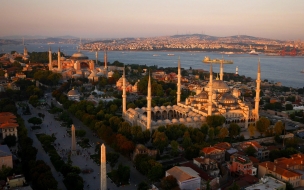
[
  {"left": 67, "top": 88, "right": 80, "bottom": 96},
  {"left": 187, "top": 117, "right": 193, "bottom": 122},
  {"left": 71, "top": 52, "right": 89, "bottom": 60},
  {"left": 164, "top": 119, "right": 171, "bottom": 124},
  {"left": 60, "top": 57, "right": 66, "bottom": 61},
  {"left": 135, "top": 108, "right": 140, "bottom": 111},
  {"left": 200, "top": 116, "right": 206, "bottom": 121},
  {"left": 179, "top": 118, "right": 186, "bottom": 122},
  {"left": 136, "top": 144, "right": 146, "bottom": 150},
  {"left": 193, "top": 117, "right": 199, "bottom": 121},
  {"left": 167, "top": 105, "right": 172, "bottom": 109},
  {"left": 161, "top": 106, "right": 166, "bottom": 110},
  {"left": 154, "top": 106, "right": 160, "bottom": 111},
  {"left": 172, "top": 119, "right": 179, "bottom": 123},
  {"left": 157, "top": 120, "right": 163, "bottom": 124},
  {"left": 141, "top": 107, "right": 146, "bottom": 111}
]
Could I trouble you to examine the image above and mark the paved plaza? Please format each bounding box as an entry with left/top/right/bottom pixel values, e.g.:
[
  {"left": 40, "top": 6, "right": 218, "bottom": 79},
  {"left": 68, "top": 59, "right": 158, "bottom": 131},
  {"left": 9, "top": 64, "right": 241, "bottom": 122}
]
[{"left": 18, "top": 92, "right": 147, "bottom": 190}]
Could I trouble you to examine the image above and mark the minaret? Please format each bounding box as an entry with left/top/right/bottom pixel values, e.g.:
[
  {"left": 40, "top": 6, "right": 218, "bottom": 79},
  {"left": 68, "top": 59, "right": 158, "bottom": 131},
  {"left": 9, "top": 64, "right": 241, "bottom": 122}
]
[
  {"left": 71, "top": 124, "right": 76, "bottom": 155},
  {"left": 220, "top": 59, "right": 224, "bottom": 80},
  {"left": 23, "top": 46, "right": 28, "bottom": 56},
  {"left": 177, "top": 57, "right": 181, "bottom": 103},
  {"left": 255, "top": 59, "right": 261, "bottom": 121},
  {"left": 57, "top": 48, "right": 62, "bottom": 71},
  {"left": 236, "top": 66, "right": 238, "bottom": 75},
  {"left": 95, "top": 51, "right": 98, "bottom": 65},
  {"left": 104, "top": 49, "right": 108, "bottom": 70},
  {"left": 49, "top": 47, "right": 53, "bottom": 70},
  {"left": 208, "top": 64, "right": 213, "bottom": 116},
  {"left": 122, "top": 67, "right": 127, "bottom": 115},
  {"left": 146, "top": 74, "right": 152, "bottom": 131},
  {"left": 100, "top": 144, "right": 107, "bottom": 190}
]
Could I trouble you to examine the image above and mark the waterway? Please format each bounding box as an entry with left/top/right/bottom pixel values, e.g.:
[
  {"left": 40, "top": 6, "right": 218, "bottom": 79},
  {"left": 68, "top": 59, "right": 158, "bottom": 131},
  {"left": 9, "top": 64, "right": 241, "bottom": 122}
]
[{"left": 1, "top": 43, "right": 304, "bottom": 88}]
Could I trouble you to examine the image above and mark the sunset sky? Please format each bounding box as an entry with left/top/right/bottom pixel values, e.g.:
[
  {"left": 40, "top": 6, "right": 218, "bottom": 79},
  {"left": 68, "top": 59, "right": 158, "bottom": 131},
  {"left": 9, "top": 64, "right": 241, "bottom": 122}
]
[{"left": 1, "top": 0, "right": 303, "bottom": 40}]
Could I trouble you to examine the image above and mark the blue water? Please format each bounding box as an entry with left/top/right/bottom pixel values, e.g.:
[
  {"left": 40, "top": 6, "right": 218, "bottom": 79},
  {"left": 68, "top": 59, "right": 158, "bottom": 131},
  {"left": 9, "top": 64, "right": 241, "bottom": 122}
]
[{"left": 1, "top": 43, "right": 304, "bottom": 88}]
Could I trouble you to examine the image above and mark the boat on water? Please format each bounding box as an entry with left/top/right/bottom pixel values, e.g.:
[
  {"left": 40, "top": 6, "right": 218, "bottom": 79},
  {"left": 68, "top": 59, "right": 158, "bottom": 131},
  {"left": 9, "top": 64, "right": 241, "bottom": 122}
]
[
  {"left": 224, "top": 52, "right": 234, "bottom": 55},
  {"left": 153, "top": 54, "right": 160, "bottom": 56},
  {"left": 202, "top": 56, "right": 233, "bottom": 64},
  {"left": 249, "top": 50, "right": 259, "bottom": 55},
  {"left": 167, "top": 54, "right": 174, "bottom": 56},
  {"left": 265, "top": 53, "right": 278, "bottom": 56},
  {"left": 301, "top": 70, "right": 304, "bottom": 73}
]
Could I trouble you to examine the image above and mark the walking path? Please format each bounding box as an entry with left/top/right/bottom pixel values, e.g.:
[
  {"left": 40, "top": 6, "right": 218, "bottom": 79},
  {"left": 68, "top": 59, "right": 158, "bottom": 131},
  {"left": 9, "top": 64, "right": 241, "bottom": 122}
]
[{"left": 19, "top": 93, "right": 147, "bottom": 190}]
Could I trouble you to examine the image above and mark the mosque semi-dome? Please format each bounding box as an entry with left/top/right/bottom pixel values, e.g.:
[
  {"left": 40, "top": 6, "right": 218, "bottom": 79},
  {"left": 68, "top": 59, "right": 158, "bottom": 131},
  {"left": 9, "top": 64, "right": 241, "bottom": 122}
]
[
  {"left": 70, "top": 52, "right": 89, "bottom": 60},
  {"left": 219, "top": 93, "right": 236, "bottom": 104},
  {"left": 196, "top": 91, "right": 208, "bottom": 99}
]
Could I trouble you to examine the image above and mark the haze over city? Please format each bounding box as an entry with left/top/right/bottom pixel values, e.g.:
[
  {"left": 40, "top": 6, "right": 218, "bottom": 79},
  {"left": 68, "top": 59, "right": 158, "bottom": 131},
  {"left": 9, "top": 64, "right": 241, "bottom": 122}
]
[{"left": 1, "top": 0, "right": 304, "bottom": 40}]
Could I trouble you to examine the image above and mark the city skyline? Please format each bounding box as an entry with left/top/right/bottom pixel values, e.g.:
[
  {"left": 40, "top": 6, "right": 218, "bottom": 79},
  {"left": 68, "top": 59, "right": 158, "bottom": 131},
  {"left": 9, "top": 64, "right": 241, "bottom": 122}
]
[{"left": 1, "top": 0, "right": 304, "bottom": 40}]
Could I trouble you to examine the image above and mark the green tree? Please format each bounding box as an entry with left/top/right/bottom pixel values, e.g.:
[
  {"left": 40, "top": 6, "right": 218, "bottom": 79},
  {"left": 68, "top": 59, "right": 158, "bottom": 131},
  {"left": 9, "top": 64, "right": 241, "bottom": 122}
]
[
  {"left": 228, "top": 182, "right": 240, "bottom": 190},
  {"left": 208, "top": 127, "right": 215, "bottom": 140},
  {"left": 3, "top": 135, "right": 17, "bottom": 147},
  {"left": 153, "top": 131, "right": 168, "bottom": 153},
  {"left": 248, "top": 123, "right": 256, "bottom": 138},
  {"left": 28, "top": 95, "right": 39, "bottom": 107},
  {"left": 228, "top": 123, "right": 240, "bottom": 138},
  {"left": 286, "top": 104, "right": 293, "bottom": 110},
  {"left": 256, "top": 117, "right": 270, "bottom": 137},
  {"left": 218, "top": 127, "right": 228, "bottom": 141},
  {"left": 170, "top": 140, "right": 179, "bottom": 156},
  {"left": 182, "top": 131, "right": 192, "bottom": 149},
  {"left": 274, "top": 121, "right": 284, "bottom": 135},
  {"left": 28, "top": 117, "right": 42, "bottom": 126},
  {"left": 107, "top": 152, "right": 120, "bottom": 170},
  {"left": 137, "top": 182, "right": 149, "bottom": 190},
  {"left": 148, "top": 161, "right": 163, "bottom": 182},
  {"left": 245, "top": 145, "right": 257, "bottom": 156},
  {"left": 63, "top": 172, "right": 84, "bottom": 190},
  {"left": 206, "top": 115, "right": 226, "bottom": 127},
  {"left": 286, "top": 181, "right": 295, "bottom": 190},
  {"left": 0, "top": 165, "right": 12, "bottom": 180},
  {"left": 161, "top": 175, "right": 180, "bottom": 190}
]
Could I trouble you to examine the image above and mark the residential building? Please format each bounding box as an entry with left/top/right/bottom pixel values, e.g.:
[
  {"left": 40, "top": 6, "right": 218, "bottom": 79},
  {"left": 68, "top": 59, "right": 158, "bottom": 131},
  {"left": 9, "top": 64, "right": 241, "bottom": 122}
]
[
  {"left": 132, "top": 144, "right": 158, "bottom": 161},
  {"left": 0, "top": 145, "right": 13, "bottom": 168},
  {"left": 258, "top": 161, "right": 302, "bottom": 188},
  {"left": 245, "top": 176, "right": 286, "bottom": 190},
  {"left": 193, "top": 157, "right": 220, "bottom": 177},
  {"left": 166, "top": 166, "right": 201, "bottom": 190},
  {"left": 238, "top": 141, "right": 269, "bottom": 161},
  {"left": 7, "top": 174, "right": 26, "bottom": 188},
  {"left": 227, "top": 154, "right": 257, "bottom": 176},
  {"left": 201, "top": 146, "right": 225, "bottom": 163},
  {"left": 0, "top": 112, "right": 18, "bottom": 139}
]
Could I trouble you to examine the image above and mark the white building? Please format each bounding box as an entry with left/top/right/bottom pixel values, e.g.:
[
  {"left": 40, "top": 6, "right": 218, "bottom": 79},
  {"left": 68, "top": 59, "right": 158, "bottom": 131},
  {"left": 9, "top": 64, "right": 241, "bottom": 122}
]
[
  {"left": 166, "top": 166, "right": 201, "bottom": 190},
  {"left": 245, "top": 176, "right": 286, "bottom": 190}
]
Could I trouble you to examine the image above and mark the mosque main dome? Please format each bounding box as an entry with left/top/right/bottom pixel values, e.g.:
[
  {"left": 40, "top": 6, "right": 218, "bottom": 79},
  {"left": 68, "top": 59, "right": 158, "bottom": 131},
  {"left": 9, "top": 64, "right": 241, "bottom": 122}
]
[{"left": 70, "top": 52, "right": 89, "bottom": 60}]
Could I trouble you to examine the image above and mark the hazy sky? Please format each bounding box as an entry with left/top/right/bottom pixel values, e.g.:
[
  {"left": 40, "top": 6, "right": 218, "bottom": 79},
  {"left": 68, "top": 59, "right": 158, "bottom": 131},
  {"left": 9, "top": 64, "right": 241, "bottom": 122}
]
[{"left": 1, "top": 0, "right": 304, "bottom": 40}]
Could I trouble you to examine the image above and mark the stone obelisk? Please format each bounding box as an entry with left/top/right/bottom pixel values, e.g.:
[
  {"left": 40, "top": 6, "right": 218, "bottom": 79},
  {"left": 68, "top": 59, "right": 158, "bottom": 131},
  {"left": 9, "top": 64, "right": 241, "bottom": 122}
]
[
  {"left": 100, "top": 144, "right": 107, "bottom": 190},
  {"left": 71, "top": 124, "right": 76, "bottom": 155}
]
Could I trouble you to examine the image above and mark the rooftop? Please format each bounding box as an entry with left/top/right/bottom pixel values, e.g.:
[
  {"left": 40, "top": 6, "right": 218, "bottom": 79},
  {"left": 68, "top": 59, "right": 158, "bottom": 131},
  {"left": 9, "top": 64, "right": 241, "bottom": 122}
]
[{"left": 245, "top": 176, "right": 286, "bottom": 190}]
